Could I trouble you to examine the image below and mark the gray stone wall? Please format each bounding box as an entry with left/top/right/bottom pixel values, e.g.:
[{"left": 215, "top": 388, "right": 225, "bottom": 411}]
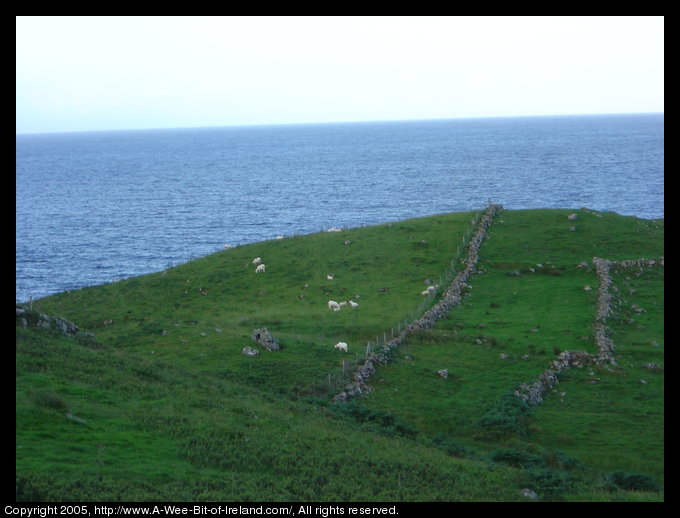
[
  {"left": 514, "top": 256, "right": 663, "bottom": 405},
  {"left": 332, "top": 203, "right": 503, "bottom": 402}
]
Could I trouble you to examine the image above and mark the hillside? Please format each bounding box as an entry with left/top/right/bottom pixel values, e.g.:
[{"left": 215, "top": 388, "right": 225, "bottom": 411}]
[{"left": 16, "top": 207, "right": 664, "bottom": 502}]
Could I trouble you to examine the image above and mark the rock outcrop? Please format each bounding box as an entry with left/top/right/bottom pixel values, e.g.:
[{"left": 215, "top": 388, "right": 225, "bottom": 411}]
[
  {"left": 251, "top": 328, "right": 281, "bottom": 351},
  {"left": 16, "top": 303, "right": 90, "bottom": 339}
]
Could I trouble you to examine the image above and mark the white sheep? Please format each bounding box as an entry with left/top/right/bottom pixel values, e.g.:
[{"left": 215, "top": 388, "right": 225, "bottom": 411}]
[
  {"left": 349, "top": 300, "right": 359, "bottom": 308},
  {"left": 338, "top": 301, "right": 348, "bottom": 307},
  {"left": 255, "top": 264, "right": 266, "bottom": 273},
  {"left": 334, "top": 341, "right": 348, "bottom": 352},
  {"left": 328, "top": 300, "right": 341, "bottom": 311},
  {"left": 327, "top": 274, "right": 334, "bottom": 280},
  {"left": 252, "top": 257, "right": 262, "bottom": 264}
]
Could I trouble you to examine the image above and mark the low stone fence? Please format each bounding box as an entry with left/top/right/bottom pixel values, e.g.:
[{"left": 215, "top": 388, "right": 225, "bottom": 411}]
[
  {"left": 331, "top": 203, "right": 503, "bottom": 402},
  {"left": 514, "top": 255, "right": 663, "bottom": 405}
]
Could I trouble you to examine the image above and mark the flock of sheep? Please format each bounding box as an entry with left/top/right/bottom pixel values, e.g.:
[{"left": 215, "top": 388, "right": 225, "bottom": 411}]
[{"left": 250, "top": 255, "right": 357, "bottom": 353}]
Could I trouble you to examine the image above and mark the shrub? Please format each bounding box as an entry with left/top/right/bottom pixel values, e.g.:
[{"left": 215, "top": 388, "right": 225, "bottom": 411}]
[
  {"left": 606, "top": 471, "right": 660, "bottom": 492},
  {"left": 491, "top": 449, "right": 545, "bottom": 469},
  {"left": 477, "top": 393, "right": 532, "bottom": 439},
  {"left": 527, "top": 468, "right": 573, "bottom": 496},
  {"left": 32, "top": 391, "right": 69, "bottom": 413},
  {"left": 329, "top": 402, "right": 418, "bottom": 439},
  {"left": 431, "top": 434, "right": 474, "bottom": 459}
]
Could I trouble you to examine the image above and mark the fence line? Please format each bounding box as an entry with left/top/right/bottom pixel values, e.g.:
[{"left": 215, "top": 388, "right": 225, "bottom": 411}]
[{"left": 362, "top": 205, "right": 485, "bottom": 357}]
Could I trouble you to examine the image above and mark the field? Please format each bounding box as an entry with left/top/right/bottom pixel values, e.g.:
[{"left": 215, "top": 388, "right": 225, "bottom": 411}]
[{"left": 16, "top": 207, "right": 664, "bottom": 501}]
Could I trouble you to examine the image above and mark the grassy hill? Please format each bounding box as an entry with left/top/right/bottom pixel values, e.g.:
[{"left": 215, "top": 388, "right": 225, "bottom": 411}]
[{"left": 15, "top": 208, "right": 664, "bottom": 502}]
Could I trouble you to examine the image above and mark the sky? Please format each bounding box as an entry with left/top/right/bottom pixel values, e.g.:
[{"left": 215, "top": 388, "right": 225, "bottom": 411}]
[{"left": 16, "top": 16, "right": 664, "bottom": 134}]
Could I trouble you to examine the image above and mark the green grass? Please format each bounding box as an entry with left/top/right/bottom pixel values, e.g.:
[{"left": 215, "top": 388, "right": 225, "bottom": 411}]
[{"left": 16, "top": 208, "right": 664, "bottom": 501}]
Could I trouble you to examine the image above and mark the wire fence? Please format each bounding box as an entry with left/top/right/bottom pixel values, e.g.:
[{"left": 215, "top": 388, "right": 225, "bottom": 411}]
[
  {"left": 324, "top": 202, "right": 498, "bottom": 394},
  {"left": 362, "top": 204, "right": 486, "bottom": 358}
]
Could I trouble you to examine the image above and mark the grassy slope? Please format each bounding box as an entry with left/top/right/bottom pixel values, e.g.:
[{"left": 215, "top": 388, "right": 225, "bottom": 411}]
[{"left": 16, "top": 209, "right": 663, "bottom": 501}]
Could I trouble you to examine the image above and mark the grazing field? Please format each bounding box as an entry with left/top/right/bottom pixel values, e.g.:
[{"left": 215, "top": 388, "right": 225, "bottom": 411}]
[{"left": 16, "top": 208, "right": 663, "bottom": 501}]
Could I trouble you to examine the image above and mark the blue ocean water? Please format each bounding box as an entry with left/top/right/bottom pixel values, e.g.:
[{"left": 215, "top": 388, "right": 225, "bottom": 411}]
[{"left": 16, "top": 113, "right": 664, "bottom": 303}]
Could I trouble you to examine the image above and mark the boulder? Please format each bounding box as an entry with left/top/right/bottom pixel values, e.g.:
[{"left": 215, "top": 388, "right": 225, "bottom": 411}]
[
  {"left": 252, "top": 328, "right": 281, "bottom": 351},
  {"left": 241, "top": 346, "right": 260, "bottom": 357}
]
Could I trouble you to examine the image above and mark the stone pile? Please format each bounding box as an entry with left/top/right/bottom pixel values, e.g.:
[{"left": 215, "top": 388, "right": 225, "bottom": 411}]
[{"left": 332, "top": 203, "right": 503, "bottom": 402}]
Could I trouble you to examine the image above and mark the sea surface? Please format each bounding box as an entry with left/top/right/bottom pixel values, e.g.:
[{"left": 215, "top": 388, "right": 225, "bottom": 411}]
[{"left": 16, "top": 113, "right": 664, "bottom": 303}]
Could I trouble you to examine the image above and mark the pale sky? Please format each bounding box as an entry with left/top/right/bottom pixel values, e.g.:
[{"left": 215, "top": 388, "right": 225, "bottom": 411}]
[{"left": 16, "top": 16, "right": 664, "bottom": 134}]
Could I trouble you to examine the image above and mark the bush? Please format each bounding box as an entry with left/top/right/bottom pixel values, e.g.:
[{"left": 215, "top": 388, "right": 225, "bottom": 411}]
[
  {"left": 491, "top": 449, "right": 545, "bottom": 469},
  {"left": 606, "top": 471, "right": 660, "bottom": 492},
  {"left": 431, "top": 434, "right": 474, "bottom": 459},
  {"left": 477, "top": 393, "right": 532, "bottom": 439},
  {"left": 32, "top": 391, "right": 69, "bottom": 413},
  {"left": 329, "top": 402, "right": 418, "bottom": 439},
  {"left": 527, "top": 468, "right": 573, "bottom": 496}
]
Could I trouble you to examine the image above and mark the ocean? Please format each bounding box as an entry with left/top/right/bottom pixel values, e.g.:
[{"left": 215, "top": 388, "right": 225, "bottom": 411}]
[{"left": 16, "top": 113, "right": 664, "bottom": 303}]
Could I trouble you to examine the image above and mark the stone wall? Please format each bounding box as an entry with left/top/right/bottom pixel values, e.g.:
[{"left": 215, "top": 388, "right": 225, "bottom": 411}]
[
  {"left": 331, "top": 203, "right": 503, "bottom": 402},
  {"left": 514, "top": 255, "right": 663, "bottom": 405}
]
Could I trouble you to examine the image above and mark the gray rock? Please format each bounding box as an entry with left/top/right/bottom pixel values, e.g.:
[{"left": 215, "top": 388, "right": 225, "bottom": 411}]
[
  {"left": 521, "top": 488, "right": 538, "bottom": 500},
  {"left": 252, "top": 328, "right": 281, "bottom": 351},
  {"left": 241, "top": 346, "right": 260, "bottom": 357}
]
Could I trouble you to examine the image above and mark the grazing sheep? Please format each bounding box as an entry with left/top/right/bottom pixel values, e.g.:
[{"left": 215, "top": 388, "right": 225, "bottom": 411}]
[
  {"left": 334, "top": 341, "right": 348, "bottom": 352},
  {"left": 338, "top": 301, "right": 348, "bottom": 307},
  {"left": 421, "top": 290, "right": 430, "bottom": 295},
  {"left": 328, "top": 300, "right": 341, "bottom": 311},
  {"left": 253, "top": 257, "right": 262, "bottom": 264},
  {"left": 255, "top": 264, "right": 266, "bottom": 273},
  {"left": 327, "top": 274, "right": 334, "bottom": 280},
  {"left": 349, "top": 300, "right": 359, "bottom": 308}
]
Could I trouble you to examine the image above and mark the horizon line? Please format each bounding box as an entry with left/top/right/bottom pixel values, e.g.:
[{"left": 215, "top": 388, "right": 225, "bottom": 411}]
[{"left": 16, "top": 110, "right": 664, "bottom": 136}]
